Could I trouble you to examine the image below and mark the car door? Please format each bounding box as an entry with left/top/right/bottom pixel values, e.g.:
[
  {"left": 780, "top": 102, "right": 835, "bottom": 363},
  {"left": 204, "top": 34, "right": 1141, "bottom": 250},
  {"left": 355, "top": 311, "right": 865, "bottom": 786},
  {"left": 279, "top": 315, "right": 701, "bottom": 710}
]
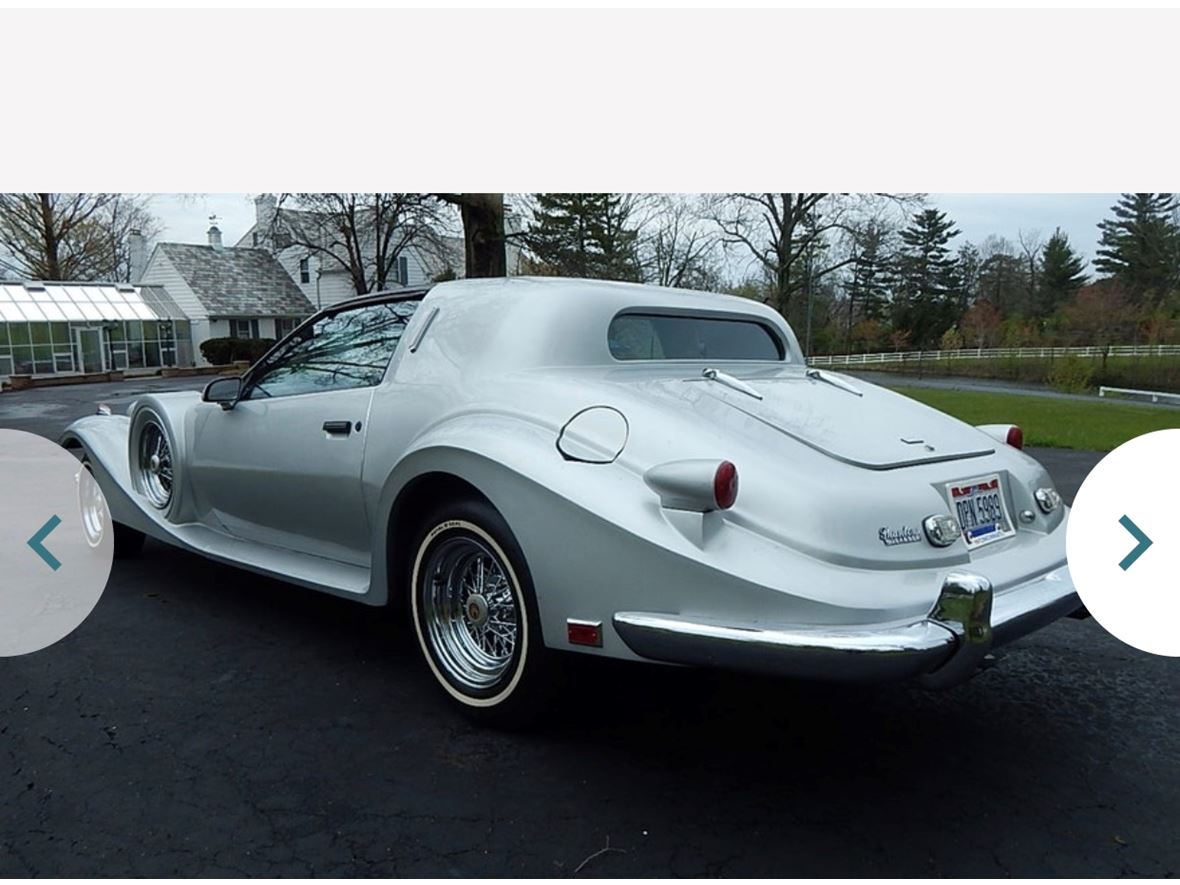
[{"left": 189, "top": 298, "right": 421, "bottom": 565}]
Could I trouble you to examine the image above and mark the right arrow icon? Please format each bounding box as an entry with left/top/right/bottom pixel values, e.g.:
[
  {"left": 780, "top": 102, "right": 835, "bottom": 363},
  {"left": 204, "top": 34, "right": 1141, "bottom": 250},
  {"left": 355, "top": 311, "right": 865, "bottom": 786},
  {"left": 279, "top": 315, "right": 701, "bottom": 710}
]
[{"left": 1118, "top": 514, "right": 1153, "bottom": 571}]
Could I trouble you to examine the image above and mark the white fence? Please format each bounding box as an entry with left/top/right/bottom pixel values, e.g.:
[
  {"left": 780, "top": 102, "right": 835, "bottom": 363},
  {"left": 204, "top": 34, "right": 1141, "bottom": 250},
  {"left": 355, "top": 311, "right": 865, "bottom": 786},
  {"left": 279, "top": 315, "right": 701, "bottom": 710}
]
[
  {"left": 808, "top": 344, "right": 1180, "bottom": 367},
  {"left": 1099, "top": 386, "right": 1180, "bottom": 405}
]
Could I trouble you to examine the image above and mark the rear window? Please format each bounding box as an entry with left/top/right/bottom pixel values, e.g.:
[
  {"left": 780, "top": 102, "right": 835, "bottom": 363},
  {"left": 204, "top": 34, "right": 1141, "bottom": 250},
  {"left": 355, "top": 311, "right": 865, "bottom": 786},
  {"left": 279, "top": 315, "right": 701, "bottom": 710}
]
[{"left": 608, "top": 313, "right": 785, "bottom": 361}]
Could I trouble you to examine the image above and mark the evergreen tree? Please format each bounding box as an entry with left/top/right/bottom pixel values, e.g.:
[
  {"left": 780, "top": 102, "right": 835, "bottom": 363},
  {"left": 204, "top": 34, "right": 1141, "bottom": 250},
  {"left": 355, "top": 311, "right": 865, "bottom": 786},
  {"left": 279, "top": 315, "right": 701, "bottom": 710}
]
[
  {"left": 846, "top": 223, "right": 892, "bottom": 321},
  {"left": 1036, "top": 228, "right": 1089, "bottom": 316},
  {"left": 1094, "top": 193, "right": 1180, "bottom": 303},
  {"left": 525, "top": 193, "right": 640, "bottom": 281},
  {"left": 892, "top": 209, "right": 961, "bottom": 348}
]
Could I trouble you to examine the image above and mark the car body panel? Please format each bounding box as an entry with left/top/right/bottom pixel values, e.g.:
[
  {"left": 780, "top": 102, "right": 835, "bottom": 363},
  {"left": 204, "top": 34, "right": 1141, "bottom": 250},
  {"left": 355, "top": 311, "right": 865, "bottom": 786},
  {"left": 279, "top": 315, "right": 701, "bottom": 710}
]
[{"left": 62, "top": 277, "right": 1078, "bottom": 684}]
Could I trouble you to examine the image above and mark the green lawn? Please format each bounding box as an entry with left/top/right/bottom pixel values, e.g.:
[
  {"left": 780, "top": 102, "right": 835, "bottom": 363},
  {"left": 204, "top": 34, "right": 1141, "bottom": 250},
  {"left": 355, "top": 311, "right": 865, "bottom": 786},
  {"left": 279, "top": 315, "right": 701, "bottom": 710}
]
[{"left": 891, "top": 387, "right": 1180, "bottom": 452}]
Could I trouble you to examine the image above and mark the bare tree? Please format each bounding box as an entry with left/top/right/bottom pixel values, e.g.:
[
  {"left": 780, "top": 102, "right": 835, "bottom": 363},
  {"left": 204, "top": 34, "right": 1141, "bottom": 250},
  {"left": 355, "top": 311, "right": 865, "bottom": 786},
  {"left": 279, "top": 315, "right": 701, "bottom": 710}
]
[
  {"left": 707, "top": 193, "right": 919, "bottom": 320},
  {"left": 637, "top": 194, "right": 719, "bottom": 289},
  {"left": 271, "top": 194, "right": 451, "bottom": 295},
  {"left": 1017, "top": 228, "right": 1044, "bottom": 313},
  {"left": 0, "top": 193, "right": 160, "bottom": 281}
]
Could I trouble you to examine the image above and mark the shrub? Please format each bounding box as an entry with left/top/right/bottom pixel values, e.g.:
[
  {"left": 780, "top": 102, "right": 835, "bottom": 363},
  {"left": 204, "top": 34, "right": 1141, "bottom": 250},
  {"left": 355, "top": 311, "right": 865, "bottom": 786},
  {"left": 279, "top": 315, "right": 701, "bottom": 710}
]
[
  {"left": 199, "top": 337, "right": 276, "bottom": 366},
  {"left": 1046, "top": 355, "right": 1096, "bottom": 394}
]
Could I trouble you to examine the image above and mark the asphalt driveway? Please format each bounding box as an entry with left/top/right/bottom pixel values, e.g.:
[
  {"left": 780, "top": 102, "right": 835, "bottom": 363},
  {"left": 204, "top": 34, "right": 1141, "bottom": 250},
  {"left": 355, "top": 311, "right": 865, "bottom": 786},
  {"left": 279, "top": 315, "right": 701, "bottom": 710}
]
[{"left": 0, "top": 380, "right": 1176, "bottom": 876}]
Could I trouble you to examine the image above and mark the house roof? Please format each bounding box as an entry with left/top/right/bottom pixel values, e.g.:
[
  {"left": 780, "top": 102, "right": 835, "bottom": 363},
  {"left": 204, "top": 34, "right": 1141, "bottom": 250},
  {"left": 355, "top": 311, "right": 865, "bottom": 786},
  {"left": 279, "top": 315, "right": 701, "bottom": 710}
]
[{"left": 157, "top": 243, "right": 314, "bottom": 317}]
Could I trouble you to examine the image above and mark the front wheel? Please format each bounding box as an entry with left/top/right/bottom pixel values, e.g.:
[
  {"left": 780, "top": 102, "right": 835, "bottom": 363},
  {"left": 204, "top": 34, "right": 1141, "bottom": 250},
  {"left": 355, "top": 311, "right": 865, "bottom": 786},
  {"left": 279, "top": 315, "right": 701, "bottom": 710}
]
[{"left": 410, "top": 499, "right": 554, "bottom": 726}]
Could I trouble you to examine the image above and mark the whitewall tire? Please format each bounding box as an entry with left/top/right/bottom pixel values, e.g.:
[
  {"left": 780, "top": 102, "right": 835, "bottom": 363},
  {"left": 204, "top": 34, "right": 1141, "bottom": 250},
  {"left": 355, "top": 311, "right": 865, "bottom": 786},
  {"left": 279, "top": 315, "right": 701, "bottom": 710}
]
[{"left": 410, "top": 498, "right": 553, "bottom": 725}]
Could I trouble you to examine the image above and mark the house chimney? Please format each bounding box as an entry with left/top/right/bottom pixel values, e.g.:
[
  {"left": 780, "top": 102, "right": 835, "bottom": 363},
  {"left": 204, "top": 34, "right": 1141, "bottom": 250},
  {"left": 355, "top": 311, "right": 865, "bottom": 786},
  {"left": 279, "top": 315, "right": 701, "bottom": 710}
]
[
  {"left": 207, "top": 216, "right": 223, "bottom": 251},
  {"left": 128, "top": 229, "right": 147, "bottom": 282},
  {"left": 255, "top": 193, "right": 277, "bottom": 239}
]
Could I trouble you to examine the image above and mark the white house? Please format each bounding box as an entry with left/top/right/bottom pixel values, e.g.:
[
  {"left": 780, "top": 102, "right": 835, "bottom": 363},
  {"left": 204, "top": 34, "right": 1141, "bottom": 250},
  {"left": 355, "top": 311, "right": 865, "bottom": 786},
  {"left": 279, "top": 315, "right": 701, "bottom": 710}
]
[
  {"left": 137, "top": 224, "right": 315, "bottom": 363},
  {"left": 237, "top": 195, "right": 526, "bottom": 310},
  {"left": 235, "top": 195, "right": 462, "bottom": 311}
]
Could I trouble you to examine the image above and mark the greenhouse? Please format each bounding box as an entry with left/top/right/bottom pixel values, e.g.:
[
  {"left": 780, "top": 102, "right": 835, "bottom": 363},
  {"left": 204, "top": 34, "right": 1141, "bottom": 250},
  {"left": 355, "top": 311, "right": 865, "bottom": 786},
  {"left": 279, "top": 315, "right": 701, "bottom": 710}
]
[{"left": 0, "top": 282, "right": 192, "bottom": 378}]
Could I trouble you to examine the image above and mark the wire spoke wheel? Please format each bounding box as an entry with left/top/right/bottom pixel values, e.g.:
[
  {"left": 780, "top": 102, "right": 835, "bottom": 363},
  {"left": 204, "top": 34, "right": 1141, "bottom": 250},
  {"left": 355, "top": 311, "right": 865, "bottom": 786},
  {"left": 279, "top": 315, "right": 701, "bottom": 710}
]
[
  {"left": 137, "top": 419, "right": 173, "bottom": 509},
  {"left": 421, "top": 534, "right": 520, "bottom": 693}
]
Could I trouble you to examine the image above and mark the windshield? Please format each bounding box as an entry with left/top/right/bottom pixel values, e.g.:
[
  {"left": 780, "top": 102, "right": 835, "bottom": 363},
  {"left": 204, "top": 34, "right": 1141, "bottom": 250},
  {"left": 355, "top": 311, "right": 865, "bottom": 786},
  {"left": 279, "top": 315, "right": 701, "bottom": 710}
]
[{"left": 608, "top": 313, "right": 786, "bottom": 361}]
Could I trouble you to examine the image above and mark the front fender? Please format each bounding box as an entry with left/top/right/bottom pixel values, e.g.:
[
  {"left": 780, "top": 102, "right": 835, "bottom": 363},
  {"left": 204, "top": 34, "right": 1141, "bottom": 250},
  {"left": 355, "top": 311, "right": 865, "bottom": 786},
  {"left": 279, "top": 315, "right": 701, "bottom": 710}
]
[{"left": 61, "top": 415, "right": 159, "bottom": 538}]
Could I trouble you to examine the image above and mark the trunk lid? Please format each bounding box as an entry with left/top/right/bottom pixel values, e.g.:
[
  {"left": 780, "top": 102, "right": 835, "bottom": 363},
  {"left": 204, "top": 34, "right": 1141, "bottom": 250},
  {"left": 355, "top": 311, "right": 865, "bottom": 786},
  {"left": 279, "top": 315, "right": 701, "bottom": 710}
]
[{"left": 691, "top": 370, "right": 995, "bottom": 469}]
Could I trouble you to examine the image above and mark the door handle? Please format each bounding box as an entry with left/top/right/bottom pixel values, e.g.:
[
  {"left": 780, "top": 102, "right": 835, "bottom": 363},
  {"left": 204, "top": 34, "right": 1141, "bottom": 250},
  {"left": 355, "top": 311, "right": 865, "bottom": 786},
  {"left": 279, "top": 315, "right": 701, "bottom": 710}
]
[{"left": 322, "top": 420, "right": 353, "bottom": 436}]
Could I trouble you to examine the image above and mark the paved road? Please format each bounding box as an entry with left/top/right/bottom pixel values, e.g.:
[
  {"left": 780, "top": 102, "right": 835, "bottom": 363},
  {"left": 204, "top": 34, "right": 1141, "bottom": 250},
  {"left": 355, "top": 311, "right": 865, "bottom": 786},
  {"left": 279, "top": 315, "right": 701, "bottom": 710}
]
[
  {"left": 1, "top": 382, "right": 1177, "bottom": 876},
  {"left": 0, "top": 375, "right": 210, "bottom": 441}
]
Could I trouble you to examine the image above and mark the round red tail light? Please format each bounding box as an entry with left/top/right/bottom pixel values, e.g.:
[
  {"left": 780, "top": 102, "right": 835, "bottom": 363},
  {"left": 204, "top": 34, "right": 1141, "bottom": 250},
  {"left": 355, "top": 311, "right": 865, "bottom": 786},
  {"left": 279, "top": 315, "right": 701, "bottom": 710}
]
[
  {"left": 1006, "top": 425, "right": 1024, "bottom": 450},
  {"left": 713, "top": 461, "right": 739, "bottom": 510}
]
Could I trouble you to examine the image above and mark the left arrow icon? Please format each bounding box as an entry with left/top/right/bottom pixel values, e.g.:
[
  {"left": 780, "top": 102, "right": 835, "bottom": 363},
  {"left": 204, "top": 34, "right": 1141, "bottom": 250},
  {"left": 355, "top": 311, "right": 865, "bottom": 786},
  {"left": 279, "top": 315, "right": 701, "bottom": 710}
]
[{"left": 28, "top": 514, "right": 62, "bottom": 571}]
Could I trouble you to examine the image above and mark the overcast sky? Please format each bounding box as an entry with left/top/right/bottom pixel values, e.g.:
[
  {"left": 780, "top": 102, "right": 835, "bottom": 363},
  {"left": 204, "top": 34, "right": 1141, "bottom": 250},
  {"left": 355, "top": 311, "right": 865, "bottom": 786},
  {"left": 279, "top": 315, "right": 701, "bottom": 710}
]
[{"left": 147, "top": 193, "right": 1122, "bottom": 270}]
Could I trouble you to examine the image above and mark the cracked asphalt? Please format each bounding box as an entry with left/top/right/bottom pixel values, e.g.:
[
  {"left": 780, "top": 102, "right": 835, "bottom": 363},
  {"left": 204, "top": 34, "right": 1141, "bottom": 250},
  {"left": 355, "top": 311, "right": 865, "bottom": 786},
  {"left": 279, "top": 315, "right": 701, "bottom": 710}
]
[{"left": 1, "top": 379, "right": 1178, "bottom": 876}]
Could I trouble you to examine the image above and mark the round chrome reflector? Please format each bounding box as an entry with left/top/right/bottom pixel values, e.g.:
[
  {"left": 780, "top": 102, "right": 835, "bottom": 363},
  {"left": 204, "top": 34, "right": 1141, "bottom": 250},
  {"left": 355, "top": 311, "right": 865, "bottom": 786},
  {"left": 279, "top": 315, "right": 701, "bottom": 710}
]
[{"left": 923, "top": 514, "right": 961, "bottom": 547}]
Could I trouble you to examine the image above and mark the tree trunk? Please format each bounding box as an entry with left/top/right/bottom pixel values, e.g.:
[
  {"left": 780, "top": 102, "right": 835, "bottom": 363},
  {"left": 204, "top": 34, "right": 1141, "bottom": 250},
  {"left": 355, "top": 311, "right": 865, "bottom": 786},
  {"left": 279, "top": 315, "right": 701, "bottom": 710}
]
[
  {"left": 38, "top": 194, "right": 60, "bottom": 280},
  {"left": 459, "top": 194, "right": 506, "bottom": 278}
]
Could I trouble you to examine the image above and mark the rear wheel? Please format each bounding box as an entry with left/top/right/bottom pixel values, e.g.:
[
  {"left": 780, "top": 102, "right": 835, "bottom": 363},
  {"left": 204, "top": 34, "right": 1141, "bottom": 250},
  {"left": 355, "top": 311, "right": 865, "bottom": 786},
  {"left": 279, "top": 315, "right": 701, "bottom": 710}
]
[{"left": 409, "top": 498, "right": 554, "bottom": 726}]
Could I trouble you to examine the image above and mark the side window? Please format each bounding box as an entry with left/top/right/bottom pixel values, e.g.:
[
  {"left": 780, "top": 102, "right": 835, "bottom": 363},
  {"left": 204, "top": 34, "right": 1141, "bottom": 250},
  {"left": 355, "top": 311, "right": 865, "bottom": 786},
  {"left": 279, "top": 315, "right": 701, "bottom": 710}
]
[
  {"left": 299, "top": 258, "right": 311, "bottom": 284},
  {"left": 243, "top": 299, "right": 420, "bottom": 400}
]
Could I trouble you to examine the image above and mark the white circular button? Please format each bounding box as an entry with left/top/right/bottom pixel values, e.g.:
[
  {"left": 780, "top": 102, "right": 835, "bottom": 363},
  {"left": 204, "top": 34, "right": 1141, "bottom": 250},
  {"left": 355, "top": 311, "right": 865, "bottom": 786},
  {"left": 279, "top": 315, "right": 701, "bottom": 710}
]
[
  {"left": 0, "top": 429, "right": 114, "bottom": 656},
  {"left": 1066, "top": 428, "right": 1180, "bottom": 657}
]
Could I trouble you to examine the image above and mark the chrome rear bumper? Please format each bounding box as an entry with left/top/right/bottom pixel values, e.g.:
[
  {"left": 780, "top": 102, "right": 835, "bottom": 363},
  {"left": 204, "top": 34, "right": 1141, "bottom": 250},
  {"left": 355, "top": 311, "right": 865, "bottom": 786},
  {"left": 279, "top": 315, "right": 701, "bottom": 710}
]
[{"left": 613, "top": 563, "right": 1078, "bottom": 688}]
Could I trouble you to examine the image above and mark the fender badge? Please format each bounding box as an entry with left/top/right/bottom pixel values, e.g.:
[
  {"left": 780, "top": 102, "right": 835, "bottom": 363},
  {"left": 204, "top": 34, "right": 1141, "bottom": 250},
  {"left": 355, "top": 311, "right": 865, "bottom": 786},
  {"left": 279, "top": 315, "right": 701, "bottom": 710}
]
[{"left": 879, "top": 525, "right": 922, "bottom": 546}]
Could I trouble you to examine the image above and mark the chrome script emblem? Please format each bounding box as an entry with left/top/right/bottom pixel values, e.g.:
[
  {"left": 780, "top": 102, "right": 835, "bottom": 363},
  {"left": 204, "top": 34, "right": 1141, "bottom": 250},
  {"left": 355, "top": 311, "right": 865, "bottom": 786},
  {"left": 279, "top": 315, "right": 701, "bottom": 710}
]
[{"left": 878, "top": 525, "right": 922, "bottom": 546}]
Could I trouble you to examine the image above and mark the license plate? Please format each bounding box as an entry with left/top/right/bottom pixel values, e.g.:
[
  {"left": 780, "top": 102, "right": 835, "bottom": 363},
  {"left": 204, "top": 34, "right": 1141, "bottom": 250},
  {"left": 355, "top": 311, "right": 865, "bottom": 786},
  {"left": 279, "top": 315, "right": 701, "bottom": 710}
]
[{"left": 946, "top": 474, "right": 1015, "bottom": 549}]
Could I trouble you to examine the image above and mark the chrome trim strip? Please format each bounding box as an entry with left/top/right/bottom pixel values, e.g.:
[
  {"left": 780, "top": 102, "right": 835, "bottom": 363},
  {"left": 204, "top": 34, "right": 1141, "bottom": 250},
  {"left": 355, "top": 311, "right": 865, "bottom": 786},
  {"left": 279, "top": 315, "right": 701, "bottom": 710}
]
[
  {"left": 805, "top": 367, "right": 863, "bottom": 397},
  {"left": 408, "top": 306, "right": 440, "bottom": 353},
  {"left": 701, "top": 367, "right": 764, "bottom": 400}
]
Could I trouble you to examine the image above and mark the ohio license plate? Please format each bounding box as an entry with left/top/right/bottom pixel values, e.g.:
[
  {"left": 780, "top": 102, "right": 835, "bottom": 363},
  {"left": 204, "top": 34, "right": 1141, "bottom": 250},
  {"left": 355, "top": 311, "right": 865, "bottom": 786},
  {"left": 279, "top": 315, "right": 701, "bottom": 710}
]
[{"left": 946, "top": 474, "right": 1015, "bottom": 549}]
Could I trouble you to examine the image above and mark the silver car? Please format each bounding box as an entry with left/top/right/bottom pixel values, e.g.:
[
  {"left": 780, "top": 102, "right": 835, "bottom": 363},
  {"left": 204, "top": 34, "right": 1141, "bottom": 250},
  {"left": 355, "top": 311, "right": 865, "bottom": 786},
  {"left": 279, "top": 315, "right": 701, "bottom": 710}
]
[{"left": 63, "top": 277, "right": 1080, "bottom": 723}]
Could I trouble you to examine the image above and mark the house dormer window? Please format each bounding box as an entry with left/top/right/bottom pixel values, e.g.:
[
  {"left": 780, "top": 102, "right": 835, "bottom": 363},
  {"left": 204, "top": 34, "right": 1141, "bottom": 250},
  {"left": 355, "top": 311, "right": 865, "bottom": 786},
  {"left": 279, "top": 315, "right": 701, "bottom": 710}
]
[{"left": 299, "top": 258, "right": 310, "bottom": 284}]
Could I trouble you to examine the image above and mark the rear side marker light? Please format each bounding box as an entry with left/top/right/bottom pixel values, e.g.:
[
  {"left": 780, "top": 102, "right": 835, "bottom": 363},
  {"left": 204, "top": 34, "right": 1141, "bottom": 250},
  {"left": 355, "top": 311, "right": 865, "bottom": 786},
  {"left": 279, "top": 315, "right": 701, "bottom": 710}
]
[
  {"left": 1006, "top": 425, "right": 1024, "bottom": 450},
  {"left": 567, "top": 619, "right": 603, "bottom": 647}
]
